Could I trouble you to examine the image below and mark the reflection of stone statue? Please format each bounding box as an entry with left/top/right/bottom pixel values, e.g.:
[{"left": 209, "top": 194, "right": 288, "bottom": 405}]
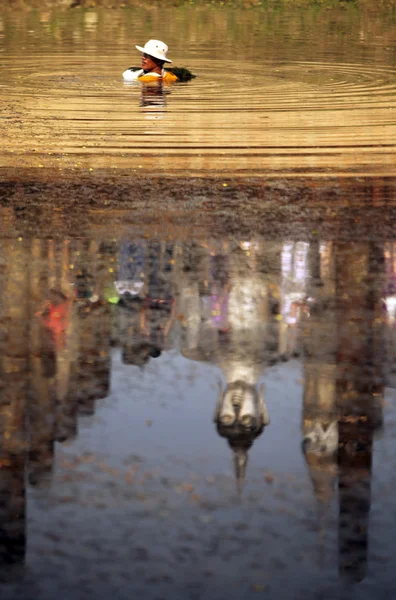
[
  {"left": 215, "top": 381, "right": 269, "bottom": 430},
  {"left": 179, "top": 241, "right": 282, "bottom": 490}
]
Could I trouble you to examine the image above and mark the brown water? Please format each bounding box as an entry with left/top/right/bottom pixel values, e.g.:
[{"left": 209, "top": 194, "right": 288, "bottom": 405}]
[{"left": 1, "top": 4, "right": 396, "bottom": 177}]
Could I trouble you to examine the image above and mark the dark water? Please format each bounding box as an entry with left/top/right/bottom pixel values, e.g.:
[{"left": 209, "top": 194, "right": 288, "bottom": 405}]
[{"left": 0, "top": 202, "right": 396, "bottom": 599}]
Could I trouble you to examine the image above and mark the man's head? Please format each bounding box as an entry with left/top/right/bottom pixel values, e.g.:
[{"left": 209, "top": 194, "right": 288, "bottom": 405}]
[
  {"left": 136, "top": 40, "right": 172, "bottom": 73},
  {"left": 141, "top": 52, "right": 164, "bottom": 73}
]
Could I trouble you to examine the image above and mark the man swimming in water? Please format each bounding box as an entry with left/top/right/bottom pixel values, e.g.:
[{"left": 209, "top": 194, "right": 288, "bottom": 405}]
[
  {"left": 122, "top": 39, "right": 178, "bottom": 83},
  {"left": 122, "top": 39, "right": 195, "bottom": 83}
]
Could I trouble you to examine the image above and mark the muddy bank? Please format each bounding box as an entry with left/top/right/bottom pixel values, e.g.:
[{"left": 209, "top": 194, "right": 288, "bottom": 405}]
[{"left": 0, "top": 170, "right": 395, "bottom": 240}]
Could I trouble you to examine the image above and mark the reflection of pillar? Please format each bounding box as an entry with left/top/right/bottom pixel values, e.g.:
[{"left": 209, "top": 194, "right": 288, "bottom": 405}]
[
  {"left": 335, "top": 242, "right": 385, "bottom": 583},
  {"left": 227, "top": 241, "right": 282, "bottom": 367},
  {"left": 0, "top": 238, "right": 29, "bottom": 563},
  {"left": 255, "top": 242, "right": 282, "bottom": 364},
  {"left": 177, "top": 243, "right": 211, "bottom": 352},
  {"left": 55, "top": 240, "right": 78, "bottom": 442},
  {"left": 77, "top": 313, "right": 101, "bottom": 415},
  {"left": 336, "top": 243, "right": 384, "bottom": 426},
  {"left": 338, "top": 420, "right": 373, "bottom": 583},
  {"left": 76, "top": 240, "right": 112, "bottom": 415},
  {"left": 258, "top": 241, "right": 282, "bottom": 359},
  {"left": 28, "top": 239, "right": 56, "bottom": 487},
  {"left": 302, "top": 242, "right": 338, "bottom": 504},
  {"left": 93, "top": 242, "right": 113, "bottom": 399},
  {"left": 0, "top": 455, "right": 25, "bottom": 565}
]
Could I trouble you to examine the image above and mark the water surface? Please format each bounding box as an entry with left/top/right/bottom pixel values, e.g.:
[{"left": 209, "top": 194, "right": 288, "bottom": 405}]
[{"left": 1, "top": 4, "right": 396, "bottom": 176}]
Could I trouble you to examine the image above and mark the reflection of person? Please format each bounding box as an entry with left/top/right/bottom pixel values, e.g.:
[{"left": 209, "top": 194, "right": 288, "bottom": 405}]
[
  {"left": 140, "top": 82, "right": 167, "bottom": 108},
  {"left": 35, "top": 289, "right": 73, "bottom": 352}
]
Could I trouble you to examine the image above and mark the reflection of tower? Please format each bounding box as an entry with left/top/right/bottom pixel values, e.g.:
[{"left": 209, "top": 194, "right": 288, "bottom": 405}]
[
  {"left": 216, "top": 421, "right": 264, "bottom": 494},
  {"left": 335, "top": 242, "right": 385, "bottom": 583},
  {"left": 0, "top": 238, "right": 29, "bottom": 564},
  {"left": 301, "top": 241, "right": 338, "bottom": 505}
]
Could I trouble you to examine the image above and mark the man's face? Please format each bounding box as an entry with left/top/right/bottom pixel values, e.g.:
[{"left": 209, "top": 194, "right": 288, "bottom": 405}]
[{"left": 142, "top": 53, "right": 162, "bottom": 72}]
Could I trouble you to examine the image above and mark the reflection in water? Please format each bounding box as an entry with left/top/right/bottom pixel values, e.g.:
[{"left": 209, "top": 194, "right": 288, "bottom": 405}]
[
  {"left": 299, "top": 241, "right": 385, "bottom": 582},
  {"left": 118, "top": 240, "right": 176, "bottom": 366},
  {"left": 1, "top": 4, "right": 396, "bottom": 175},
  {"left": 0, "top": 230, "right": 395, "bottom": 594},
  {"left": 140, "top": 82, "right": 167, "bottom": 111},
  {"left": 179, "top": 241, "right": 279, "bottom": 490},
  {"left": 0, "top": 239, "right": 28, "bottom": 567}
]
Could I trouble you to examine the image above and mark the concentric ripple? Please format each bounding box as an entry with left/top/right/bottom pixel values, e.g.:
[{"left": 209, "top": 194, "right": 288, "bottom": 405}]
[{"left": 1, "top": 44, "right": 396, "bottom": 177}]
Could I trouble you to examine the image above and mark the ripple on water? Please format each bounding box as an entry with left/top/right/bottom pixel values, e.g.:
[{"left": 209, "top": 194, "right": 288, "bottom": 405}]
[{"left": 1, "top": 55, "right": 396, "bottom": 176}]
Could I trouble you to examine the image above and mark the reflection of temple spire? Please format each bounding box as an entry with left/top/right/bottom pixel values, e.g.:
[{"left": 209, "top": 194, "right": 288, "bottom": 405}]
[
  {"left": 232, "top": 443, "right": 248, "bottom": 495},
  {"left": 217, "top": 418, "right": 262, "bottom": 495}
]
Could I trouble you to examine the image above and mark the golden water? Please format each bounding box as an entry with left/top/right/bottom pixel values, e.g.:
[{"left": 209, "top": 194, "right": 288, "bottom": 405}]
[{"left": 1, "top": 4, "right": 396, "bottom": 177}]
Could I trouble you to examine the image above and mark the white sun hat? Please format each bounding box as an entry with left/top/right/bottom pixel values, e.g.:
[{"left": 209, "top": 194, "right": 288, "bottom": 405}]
[{"left": 135, "top": 39, "right": 172, "bottom": 63}]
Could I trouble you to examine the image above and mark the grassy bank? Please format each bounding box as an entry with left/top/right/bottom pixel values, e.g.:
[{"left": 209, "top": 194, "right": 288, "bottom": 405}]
[{"left": 3, "top": 0, "right": 396, "bottom": 10}]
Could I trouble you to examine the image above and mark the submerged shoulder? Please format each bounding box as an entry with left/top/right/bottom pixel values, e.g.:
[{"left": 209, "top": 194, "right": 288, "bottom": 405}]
[
  {"left": 165, "top": 67, "right": 196, "bottom": 83},
  {"left": 122, "top": 67, "right": 143, "bottom": 81},
  {"left": 122, "top": 66, "right": 196, "bottom": 84}
]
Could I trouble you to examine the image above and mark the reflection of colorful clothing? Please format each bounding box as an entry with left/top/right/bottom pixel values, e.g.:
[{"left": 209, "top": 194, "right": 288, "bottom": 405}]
[
  {"left": 41, "top": 303, "right": 69, "bottom": 336},
  {"left": 39, "top": 301, "right": 71, "bottom": 350}
]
